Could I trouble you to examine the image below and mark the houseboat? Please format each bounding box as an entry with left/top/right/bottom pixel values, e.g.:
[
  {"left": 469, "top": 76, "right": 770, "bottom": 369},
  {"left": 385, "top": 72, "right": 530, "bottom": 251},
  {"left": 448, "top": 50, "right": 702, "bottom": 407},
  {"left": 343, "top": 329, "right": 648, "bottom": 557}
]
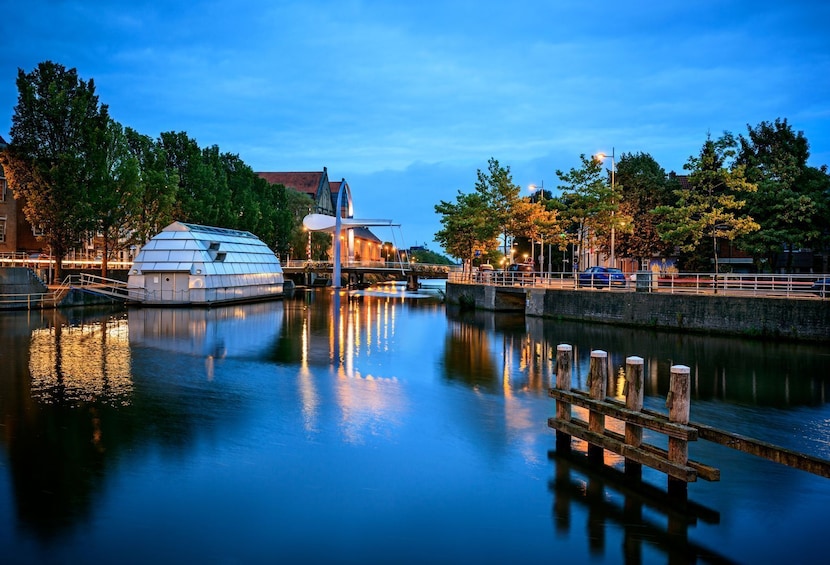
[{"left": 127, "top": 222, "right": 284, "bottom": 305}]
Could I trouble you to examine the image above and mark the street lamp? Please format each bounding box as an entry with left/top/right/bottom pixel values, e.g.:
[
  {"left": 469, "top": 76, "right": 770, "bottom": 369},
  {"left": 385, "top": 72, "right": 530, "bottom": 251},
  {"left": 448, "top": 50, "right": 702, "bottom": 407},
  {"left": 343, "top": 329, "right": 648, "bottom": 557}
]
[
  {"left": 595, "top": 148, "right": 616, "bottom": 268},
  {"left": 529, "top": 181, "right": 553, "bottom": 274}
]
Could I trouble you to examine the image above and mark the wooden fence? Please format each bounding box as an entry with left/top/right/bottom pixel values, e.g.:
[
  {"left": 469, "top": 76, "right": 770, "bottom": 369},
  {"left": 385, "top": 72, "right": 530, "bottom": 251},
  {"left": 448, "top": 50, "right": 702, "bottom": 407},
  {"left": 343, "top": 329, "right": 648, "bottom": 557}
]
[{"left": 548, "top": 345, "right": 830, "bottom": 498}]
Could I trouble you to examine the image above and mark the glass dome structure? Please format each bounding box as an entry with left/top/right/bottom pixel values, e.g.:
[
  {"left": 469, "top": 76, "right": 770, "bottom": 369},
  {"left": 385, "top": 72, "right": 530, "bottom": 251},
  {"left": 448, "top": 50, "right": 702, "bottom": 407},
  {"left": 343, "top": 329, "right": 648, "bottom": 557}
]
[{"left": 127, "top": 222, "right": 284, "bottom": 305}]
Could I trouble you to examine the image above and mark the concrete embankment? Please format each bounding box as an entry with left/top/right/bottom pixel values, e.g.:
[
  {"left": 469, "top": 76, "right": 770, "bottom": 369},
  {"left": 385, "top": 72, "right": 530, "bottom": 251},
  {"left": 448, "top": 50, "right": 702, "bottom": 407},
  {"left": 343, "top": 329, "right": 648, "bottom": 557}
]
[
  {"left": 445, "top": 282, "right": 830, "bottom": 342},
  {"left": 0, "top": 267, "right": 48, "bottom": 295},
  {"left": 1, "top": 267, "right": 129, "bottom": 309}
]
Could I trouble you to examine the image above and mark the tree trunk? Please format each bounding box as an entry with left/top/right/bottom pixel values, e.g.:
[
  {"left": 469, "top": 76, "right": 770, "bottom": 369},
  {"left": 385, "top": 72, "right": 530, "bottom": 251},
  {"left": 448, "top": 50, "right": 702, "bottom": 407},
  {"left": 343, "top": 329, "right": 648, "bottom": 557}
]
[{"left": 102, "top": 233, "right": 109, "bottom": 278}]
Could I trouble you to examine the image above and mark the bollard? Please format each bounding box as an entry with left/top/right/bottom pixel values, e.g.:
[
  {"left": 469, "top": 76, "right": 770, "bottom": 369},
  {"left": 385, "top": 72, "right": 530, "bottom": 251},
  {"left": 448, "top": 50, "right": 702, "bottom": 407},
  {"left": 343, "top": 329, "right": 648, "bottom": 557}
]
[
  {"left": 588, "top": 350, "right": 608, "bottom": 463},
  {"left": 624, "top": 356, "right": 645, "bottom": 478},
  {"left": 555, "top": 344, "right": 573, "bottom": 452},
  {"left": 667, "top": 364, "right": 691, "bottom": 498}
]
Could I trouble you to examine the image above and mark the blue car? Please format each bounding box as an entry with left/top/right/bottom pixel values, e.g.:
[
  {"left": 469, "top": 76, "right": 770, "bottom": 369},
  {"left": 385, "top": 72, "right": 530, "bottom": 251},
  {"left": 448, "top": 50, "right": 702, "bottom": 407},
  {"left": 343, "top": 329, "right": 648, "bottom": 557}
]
[
  {"left": 578, "top": 266, "right": 627, "bottom": 288},
  {"left": 812, "top": 278, "right": 829, "bottom": 296}
]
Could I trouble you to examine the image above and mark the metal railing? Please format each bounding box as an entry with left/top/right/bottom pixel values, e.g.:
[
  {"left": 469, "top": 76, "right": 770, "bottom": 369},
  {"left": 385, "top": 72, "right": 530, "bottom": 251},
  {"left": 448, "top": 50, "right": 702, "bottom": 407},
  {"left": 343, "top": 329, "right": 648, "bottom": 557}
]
[
  {"left": 282, "top": 259, "right": 454, "bottom": 274},
  {"left": 0, "top": 254, "right": 134, "bottom": 270},
  {"left": 0, "top": 272, "right": 135, "bottom": 310},
  {"left": 449, "top": 270, "right": 830, "bottom": 299}
]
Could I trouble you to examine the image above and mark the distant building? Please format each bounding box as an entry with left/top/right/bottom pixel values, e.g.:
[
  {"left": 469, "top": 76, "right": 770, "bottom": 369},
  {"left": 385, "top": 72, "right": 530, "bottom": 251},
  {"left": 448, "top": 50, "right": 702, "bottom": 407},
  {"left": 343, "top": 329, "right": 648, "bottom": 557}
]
[
  {"left": 0, "top": 135, "right": 43, "bottom": 256},
  {"left": 256, "top": 168, "right": 382, "bottom": 262}
]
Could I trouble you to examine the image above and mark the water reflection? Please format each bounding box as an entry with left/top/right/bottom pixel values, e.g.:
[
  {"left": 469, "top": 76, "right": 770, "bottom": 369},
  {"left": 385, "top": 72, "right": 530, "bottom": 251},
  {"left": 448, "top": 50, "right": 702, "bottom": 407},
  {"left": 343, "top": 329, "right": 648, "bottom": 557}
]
[
  {"left": 548, "top": 449, "right": 731, "bottom": 564},
  {"left": 128, "top": 302, "right": 284, "bottom": 360},
  {"left": 284, "top": 288, "right": 443, "bottom": 441},
  {"left": 1, "top": 290, "right": 828, "bottom": 562},
  {"left": 444, "top": 307, "right": 830, "bottom": 409},
  {"left": 27, "top": 309, "right": 133, "bottom": 407}
]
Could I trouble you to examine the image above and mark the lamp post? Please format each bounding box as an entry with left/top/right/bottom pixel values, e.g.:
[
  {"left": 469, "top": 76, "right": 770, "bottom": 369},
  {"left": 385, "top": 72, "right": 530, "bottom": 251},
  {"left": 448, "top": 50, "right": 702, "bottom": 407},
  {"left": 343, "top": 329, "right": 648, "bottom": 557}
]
[{"left": 595, "top": 148, "right": 616, "bottom": 268}]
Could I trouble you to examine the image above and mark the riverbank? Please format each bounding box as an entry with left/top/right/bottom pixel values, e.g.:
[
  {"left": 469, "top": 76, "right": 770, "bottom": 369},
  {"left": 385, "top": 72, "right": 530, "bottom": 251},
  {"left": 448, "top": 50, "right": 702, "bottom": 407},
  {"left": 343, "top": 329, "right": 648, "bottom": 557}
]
[{"left": 445, "top": 281, "right": 830, "bottom": 342}]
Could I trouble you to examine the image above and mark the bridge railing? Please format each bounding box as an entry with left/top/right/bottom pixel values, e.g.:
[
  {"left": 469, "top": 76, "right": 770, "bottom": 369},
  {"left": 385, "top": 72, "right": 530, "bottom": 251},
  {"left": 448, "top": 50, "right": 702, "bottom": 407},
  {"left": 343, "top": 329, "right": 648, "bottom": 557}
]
[
  {"left": 449, "top": 270, "right": 830, "bottom": 299},
  {"left": 283, "top": 260, "right": 455, "bottom": 273}
]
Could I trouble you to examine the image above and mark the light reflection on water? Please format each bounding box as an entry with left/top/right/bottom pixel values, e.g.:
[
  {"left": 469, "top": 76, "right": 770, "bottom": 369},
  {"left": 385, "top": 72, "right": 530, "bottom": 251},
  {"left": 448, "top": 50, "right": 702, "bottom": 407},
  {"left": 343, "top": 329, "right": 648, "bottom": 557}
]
[
  {"left": 28, "top": 316, "right": 132, "bottom": 406},
  {"left": 0, "top": 287, "right": 829, "bottom": 564}
]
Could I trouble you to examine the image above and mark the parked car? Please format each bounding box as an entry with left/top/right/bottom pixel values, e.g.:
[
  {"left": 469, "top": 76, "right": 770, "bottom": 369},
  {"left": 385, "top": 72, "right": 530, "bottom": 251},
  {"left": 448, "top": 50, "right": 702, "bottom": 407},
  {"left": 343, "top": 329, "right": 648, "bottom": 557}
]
[
  {"left": 476, "top": 263, "right": 495, "bottom": 281},
  {"left": 578, "top": 266, "right": 627, "bottom": 288},
  {"left": 812, "top": 278, "right": 830, "bottom": 296},
  {"left": 507, "top": 263, "right": 533, "bottom": 276}
]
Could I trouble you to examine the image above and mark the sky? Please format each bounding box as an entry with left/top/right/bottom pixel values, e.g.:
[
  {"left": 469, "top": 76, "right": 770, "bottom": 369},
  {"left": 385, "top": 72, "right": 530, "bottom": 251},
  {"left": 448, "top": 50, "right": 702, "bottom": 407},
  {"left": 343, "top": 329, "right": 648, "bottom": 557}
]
[{"left": 1, "top": 0, "right": 829, "bottom": 252}]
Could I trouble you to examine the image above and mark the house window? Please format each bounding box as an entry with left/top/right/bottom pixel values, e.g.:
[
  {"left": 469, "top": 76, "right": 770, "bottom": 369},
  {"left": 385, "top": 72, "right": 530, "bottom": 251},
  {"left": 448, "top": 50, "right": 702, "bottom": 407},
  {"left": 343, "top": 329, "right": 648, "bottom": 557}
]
[
  {"left": 32, "top": 224, "right": 45, "bottom": 237},
  {"left": 0, "top": 178, "right": 7, "bottom": 202},
  {"left": 0, "top": 216, "right": 6, "bottom": 243}
]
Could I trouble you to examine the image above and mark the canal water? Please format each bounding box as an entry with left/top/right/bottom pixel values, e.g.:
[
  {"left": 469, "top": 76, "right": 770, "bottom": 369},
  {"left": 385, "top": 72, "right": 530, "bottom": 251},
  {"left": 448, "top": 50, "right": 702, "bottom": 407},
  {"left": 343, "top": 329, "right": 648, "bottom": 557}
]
[{"left": 1, "top": 283, "right": 829, "bottom": 564}]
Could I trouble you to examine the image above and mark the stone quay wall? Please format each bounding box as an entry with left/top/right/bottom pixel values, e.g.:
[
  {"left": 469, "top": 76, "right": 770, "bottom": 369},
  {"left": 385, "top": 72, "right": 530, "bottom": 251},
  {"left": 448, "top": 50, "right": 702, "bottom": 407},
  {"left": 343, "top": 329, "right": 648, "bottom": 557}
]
[
  {"left": 0, "top": 267, "right": 48, "bottom": 295},
  {"left": 445, "top": 282, "right": 830, "bottom": 342}
]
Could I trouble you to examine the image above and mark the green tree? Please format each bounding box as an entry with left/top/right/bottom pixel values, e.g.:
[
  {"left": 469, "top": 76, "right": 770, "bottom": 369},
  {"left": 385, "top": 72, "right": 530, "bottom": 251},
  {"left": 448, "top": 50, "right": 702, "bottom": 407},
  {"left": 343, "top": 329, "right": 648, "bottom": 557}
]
[
  {"left": 123, "top": 128, "right": 178, "bottom": 246},
  {"left": 614, "top": 152, "right": 673, "bottom": 268},
  {"left": 220, "top": 152, "right": 262, "bottom": 233},
  {"left": 88, "top": 117, "right": 140, "bottom": 277},
  {"left": 411, "top": 248, "right": 453, "bottom": 265},
  {"left": 736, "top": 118, "right": 826, "bottom": 272},
  {"left": 264, "top": 183, "right": 314, "bottom": 260},
  {"left": 159, "top": 131, "right": 220, "bottom": 225},
  {"left": 474, "top": 158, "right": 524, "bottom": 258},
  {"left": 555, "top": 154, "right": 619, "bottom": 270},
  {"left": 654, "top": 133, "right": 759, "bottom": 273},
  {"left": 0, "top": 61, "right": 109, "bottom": 282},
  {"left": 435, "top": 190, "right": 498, "bottom": 273}
]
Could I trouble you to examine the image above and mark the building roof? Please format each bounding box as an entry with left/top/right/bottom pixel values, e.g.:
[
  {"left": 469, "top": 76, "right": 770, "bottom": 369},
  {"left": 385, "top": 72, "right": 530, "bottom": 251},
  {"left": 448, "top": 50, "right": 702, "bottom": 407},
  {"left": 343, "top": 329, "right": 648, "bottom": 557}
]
[
  {"left": 130, "top": 221, "right": 282, "bottom": 280},
  {"left": 256, "top": 171, "right": 324, "bottom": 196},
  {"left": 351, "top": 226, "right": 381, "bottom": 243},
  {"left": 668, "top": 172, "right": 691, "bottom": 190}
]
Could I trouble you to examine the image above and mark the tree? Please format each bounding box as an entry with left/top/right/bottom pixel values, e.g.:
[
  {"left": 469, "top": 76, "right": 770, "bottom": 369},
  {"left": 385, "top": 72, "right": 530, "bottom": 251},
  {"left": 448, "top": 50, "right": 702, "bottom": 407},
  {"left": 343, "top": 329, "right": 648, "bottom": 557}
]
[
  {"left": 0, "top": 61, "right": 109, "bottom": 282},
  {"left": 123, "top": 128, "right": 178, "bottom": 247},
  {"left": 159, "top": 131, "right": 220, "bottom": 225},
  {"left": 555, "top": 154, "right": 619, "bottom": 270},
  {"left": 220, "top": 151, "right": 261, "bottom": 233},
  {"left": 263, "top": 182, "right": 314, "bottom": 260},
  {"left": 474, "top": 158, "right": 524, "bottom": 259},
  {"left": 654, "top": 133, "right": 759, "bottom": 273},
  {"left": 88, "top": 118, "right": 140, "bottom": 277},
  {"left": 736, "top": 118, "right": 826, "bottom": 272},
  {"left": 523, "top": 192, "right": 561, "bottom": 272},
  {"left": 614, "top": 152, "right": 673, "bottom": 268},
  {"left": 435, "top": 190, "right": 498, "bottom": 273}
]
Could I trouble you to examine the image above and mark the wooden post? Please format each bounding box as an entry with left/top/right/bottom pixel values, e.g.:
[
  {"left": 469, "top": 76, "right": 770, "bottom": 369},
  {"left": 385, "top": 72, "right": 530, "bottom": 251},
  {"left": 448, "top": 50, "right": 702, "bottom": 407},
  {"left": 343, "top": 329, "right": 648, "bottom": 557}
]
[
  {"left": 667, "top": 364, "right": 691, "bottom": 498},
  {"left": 588, "top": 350, "right": 608, "bottom": 463},
  {"left": 624, "top": 356, "right": 645, "bottom": 478},
  {"left": 555, "top": 344, "right": 573, "bottom": 452}
]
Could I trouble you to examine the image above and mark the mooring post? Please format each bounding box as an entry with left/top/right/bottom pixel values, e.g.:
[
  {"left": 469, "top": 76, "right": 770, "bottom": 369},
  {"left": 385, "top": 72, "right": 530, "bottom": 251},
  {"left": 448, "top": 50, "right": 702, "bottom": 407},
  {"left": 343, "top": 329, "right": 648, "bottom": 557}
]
[
  {"left": 624, "top": 356, "right": 645, "bottom": 478},
  {"left": 588, "top": 350, "right": 608, "bottom": 463},
  {"left": 667, "top": 364, "right": 691, "bottom": 498},
  {"left": 555, "top": 344, "right": 573, "bottom": 452}
]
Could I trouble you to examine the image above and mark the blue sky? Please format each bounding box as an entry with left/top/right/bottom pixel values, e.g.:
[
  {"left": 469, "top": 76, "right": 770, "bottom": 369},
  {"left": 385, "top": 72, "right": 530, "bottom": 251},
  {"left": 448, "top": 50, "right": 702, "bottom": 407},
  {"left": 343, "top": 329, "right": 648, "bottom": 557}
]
[{"left": 2, "top": 1, "right": 828, "bottom": 251}]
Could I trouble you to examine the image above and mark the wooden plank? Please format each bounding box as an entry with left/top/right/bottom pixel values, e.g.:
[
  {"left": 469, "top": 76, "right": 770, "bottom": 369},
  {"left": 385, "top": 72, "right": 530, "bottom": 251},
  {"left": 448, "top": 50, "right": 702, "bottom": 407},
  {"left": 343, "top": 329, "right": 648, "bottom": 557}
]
[
  {"left": 549, "top": 388, "right": 698, "bottom": 441},
  {"left": 548, "top": 417, "right": 698, "bottom": 482},
  {"left": 603, "top": 429, "right": 720, "bottom": 482},
  {"left": 558, "top": 387, "right": 829, "bottom": 479},
  {"left": 693, "top": 422, "right": 830, "bottom": 479}
]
